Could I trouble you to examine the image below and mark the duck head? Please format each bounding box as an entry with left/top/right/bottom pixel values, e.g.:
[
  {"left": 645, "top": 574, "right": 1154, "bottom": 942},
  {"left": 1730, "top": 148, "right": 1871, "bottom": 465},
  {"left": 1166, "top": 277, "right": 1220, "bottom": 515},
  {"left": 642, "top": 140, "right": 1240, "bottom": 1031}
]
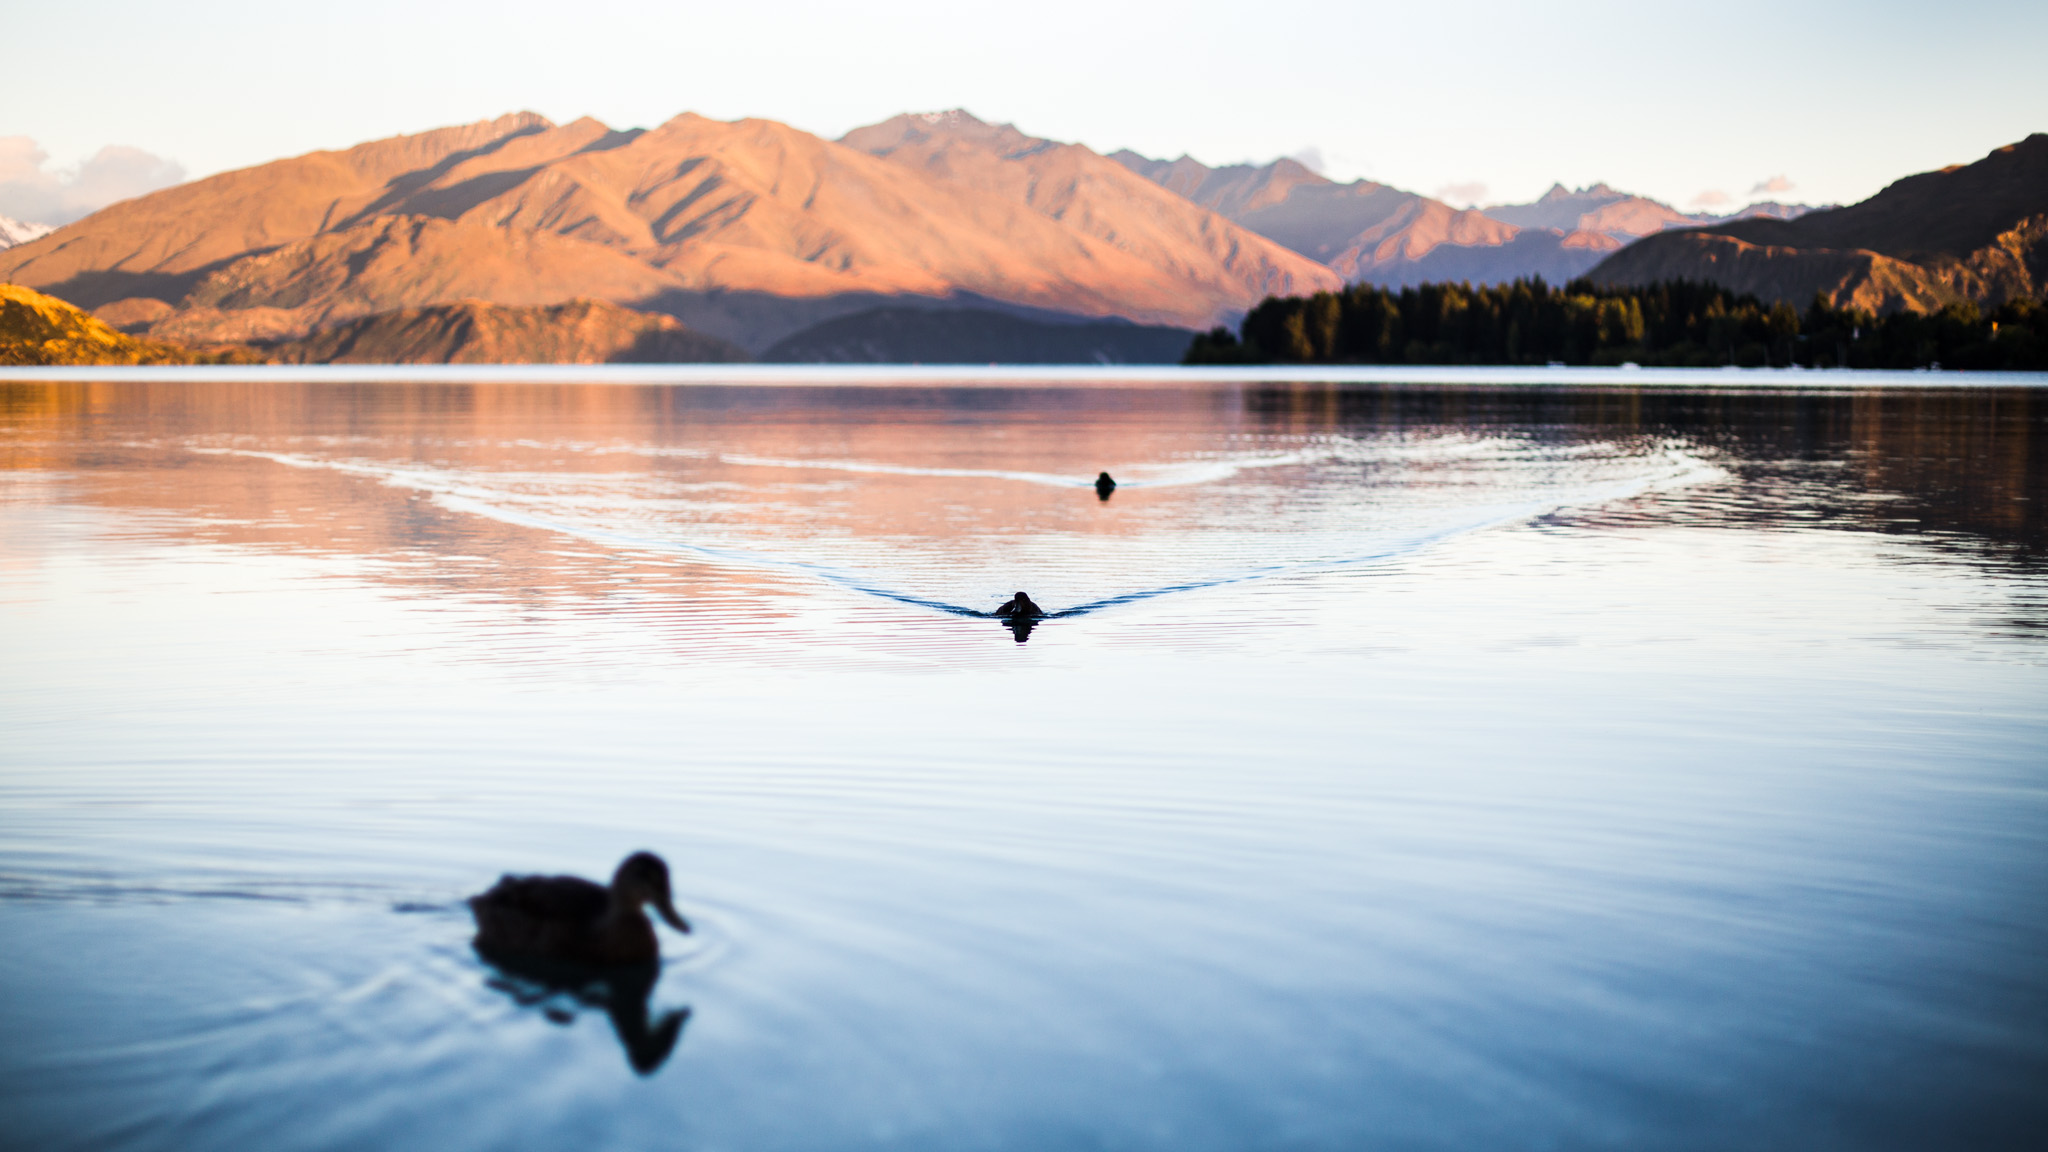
[
  {"left": 613, "top": 851, "right": 690, "bottom": 933},
  {"left": 998, "top": 591, "right": 1044, "bottom": 618}
]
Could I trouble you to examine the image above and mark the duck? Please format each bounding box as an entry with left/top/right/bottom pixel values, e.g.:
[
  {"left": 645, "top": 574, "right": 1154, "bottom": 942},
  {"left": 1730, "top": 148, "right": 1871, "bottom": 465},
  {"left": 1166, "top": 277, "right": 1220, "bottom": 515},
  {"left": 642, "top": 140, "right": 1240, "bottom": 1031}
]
[
  {"left": 993, "top": 591, "right": 1047, "bottom": 619},
  {"left": 469, "top": 851, "right": 691, "bottom": 966},
  {"left": 1094, "top": 471, "right": 1117, "bottom": 500}
]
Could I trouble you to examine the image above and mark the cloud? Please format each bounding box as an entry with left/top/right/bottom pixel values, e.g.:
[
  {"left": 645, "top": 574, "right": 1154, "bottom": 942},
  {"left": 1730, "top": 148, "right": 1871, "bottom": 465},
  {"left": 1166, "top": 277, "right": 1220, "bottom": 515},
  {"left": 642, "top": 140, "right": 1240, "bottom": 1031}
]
[
  {"left": 1434, "top": 181, "right": 1488, "bottom": 207},
  {"left": 1287, "top": 146, "right": 1327, "bottom": 175},
  {"left": 0, "top": 137, "right": 186, "bottom": 226},
  {"left": 1748, "top": 174, "right": 1795, "bottom": 196},
  {"left": 1691, "top": 189, "right": 1732, "bottom": 208}
]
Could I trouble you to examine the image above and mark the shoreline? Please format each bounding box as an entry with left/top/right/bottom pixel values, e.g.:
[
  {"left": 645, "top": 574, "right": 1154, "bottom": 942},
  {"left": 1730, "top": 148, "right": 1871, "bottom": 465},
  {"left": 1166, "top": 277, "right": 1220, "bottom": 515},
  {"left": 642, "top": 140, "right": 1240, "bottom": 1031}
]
[{"left": 3, "top": 363, "right": 2046, "bottom": 388}]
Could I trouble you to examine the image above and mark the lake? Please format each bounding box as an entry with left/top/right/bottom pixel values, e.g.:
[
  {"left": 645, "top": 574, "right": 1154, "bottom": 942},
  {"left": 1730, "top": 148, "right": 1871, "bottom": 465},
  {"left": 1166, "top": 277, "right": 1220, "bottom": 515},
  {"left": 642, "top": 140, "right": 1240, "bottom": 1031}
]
[{"left": 1, "top": 373, "right": 2044, "bottom": 1151}]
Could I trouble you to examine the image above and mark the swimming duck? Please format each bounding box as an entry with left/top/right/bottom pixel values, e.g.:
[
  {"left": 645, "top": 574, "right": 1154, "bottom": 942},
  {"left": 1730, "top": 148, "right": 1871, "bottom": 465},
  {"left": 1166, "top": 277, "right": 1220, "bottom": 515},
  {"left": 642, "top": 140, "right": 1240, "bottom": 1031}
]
[
  {"left": 469, "top": 851, "right": 690, "bottom": 966},
  {"left": 993, "top": 591, "right": 1047, "bottom": 619},
  {"left": 1094, "top": 471, "right": 1117, "bottom": 500}
]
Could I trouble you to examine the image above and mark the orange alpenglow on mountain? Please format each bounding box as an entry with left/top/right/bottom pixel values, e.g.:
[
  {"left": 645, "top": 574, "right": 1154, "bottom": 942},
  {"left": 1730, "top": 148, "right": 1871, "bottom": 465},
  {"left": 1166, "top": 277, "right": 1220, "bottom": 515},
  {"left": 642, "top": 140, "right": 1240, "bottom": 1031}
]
[
  {"left": 0, "top": 283, "right": 204, "bottom": 365},
  {"left": 0, "top": 110, "right": 1340, "bottom": 354}
]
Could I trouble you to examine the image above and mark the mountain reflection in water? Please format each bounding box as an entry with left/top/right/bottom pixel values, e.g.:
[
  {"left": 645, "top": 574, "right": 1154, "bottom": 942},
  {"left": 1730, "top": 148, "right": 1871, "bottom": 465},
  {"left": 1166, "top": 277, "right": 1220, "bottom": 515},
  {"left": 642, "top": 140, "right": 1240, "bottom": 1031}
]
[{"left": 0, "top": 376, "right": 2044, "bottom": 1152}]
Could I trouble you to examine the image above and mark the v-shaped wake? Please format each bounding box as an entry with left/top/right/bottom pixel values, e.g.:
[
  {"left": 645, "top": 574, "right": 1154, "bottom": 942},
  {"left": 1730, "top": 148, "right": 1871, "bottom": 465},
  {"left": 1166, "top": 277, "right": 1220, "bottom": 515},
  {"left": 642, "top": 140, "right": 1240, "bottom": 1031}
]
[{"left": 192, "top": 446, "right": 1716, "bottom": 623}]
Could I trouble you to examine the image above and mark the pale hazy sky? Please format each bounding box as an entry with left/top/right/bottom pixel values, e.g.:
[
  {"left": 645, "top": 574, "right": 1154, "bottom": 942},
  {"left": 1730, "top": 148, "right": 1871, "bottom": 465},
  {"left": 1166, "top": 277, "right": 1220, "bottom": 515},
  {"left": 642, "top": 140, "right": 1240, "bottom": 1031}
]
[{"left": 5, "top": 0, "right": 2045, "bottom": 222}]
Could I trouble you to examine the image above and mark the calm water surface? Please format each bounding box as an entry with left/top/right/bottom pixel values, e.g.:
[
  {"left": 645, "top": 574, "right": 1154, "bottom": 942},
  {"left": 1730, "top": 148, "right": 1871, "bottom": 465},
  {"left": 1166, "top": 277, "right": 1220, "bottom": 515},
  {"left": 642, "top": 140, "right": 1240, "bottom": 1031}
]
[{"left": 1, "top": 378, "right": 2044, "bottom": 1150}]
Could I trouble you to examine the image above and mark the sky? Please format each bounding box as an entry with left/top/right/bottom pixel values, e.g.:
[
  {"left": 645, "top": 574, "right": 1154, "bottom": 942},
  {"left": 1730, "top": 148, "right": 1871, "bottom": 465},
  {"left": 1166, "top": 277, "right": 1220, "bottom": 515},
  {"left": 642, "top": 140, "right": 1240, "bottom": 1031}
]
[{"left": 4, "top": 0, "right": 2045, "bottom": 224}]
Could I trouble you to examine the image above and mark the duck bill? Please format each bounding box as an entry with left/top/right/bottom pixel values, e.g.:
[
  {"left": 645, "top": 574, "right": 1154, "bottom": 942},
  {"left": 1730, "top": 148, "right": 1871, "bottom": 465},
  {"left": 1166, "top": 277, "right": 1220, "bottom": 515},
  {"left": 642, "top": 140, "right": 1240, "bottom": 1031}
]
[{"left": 653, "top": 893, "right": 691, "bottom": 933}]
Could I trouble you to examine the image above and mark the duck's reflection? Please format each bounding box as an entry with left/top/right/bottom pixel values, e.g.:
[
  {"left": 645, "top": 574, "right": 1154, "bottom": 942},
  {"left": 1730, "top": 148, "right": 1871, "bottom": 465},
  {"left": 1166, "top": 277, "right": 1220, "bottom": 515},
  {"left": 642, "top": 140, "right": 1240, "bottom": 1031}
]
[
  {"left": 1003, "top": 614, "right": 1039, "bottom": 643},
  {"left": 478, "top": 950, "right": 690, "bottom": 1075}
]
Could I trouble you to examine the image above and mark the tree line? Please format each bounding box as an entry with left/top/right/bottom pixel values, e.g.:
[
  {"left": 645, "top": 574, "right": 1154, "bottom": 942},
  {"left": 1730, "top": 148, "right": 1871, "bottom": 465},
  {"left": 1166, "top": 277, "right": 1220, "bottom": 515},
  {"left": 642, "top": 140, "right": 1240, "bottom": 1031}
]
[{"left": 1184, "top": 278, "right": 2048, "bottom": 371}]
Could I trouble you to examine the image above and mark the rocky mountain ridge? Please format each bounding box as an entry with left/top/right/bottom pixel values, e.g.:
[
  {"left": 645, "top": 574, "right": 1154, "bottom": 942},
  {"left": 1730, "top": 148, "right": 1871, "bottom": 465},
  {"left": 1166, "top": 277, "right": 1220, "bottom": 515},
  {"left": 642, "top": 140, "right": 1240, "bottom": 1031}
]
[{"left": 1110, "top": 153, "right": 1822, "bottom": 290}]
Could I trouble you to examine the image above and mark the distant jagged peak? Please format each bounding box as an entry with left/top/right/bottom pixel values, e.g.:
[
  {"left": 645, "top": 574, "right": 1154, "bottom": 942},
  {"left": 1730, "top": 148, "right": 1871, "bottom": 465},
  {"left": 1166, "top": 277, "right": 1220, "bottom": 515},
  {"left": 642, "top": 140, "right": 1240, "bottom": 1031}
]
[
  {"left": 1212, "top": 155, "right": 1329, "bottom": 183},
  {"left": 1526, "top": 181, "right": 1627, "bottom": 205},
  {"left": 1107, "top": 147, "right": 1193, "bottom": 168},
  {"left": 343, "top": 109, "right": 555, "bottom": 156},
  {"left": 1108, "top": 148, "right": 1339, "bottom": 222},
  {"left": 1724, "top": 201, "right": 1827, "bottom": 222},
  {"left": 0, "top": 214, "right": 54, "bottom": 250},
  {"left": 652, "top": 110, "right": 772, "bottom": 134},
  {"left": 1267, "top": 156, "right": 1329, "bottom": 181},
  {"left": 495, "top": 110, "right": 554, "bottom": 132},
  {"left": 851, "top": 108, "right": 1014, "bottom": 138},
  {"left": 1509, "top": 181, "right": 1819, "bottom": 230},
  {"left": 1111, "top": 147, "right": 1332, "bottom": 186},
  {"left": 909, "top": 108, "right": 988, "bottom": 128},
  {"left": 1485, "top": 182, "right": 1690, "bottom": 239},
  {"left": 842, "top": 109, "right": 1058, "bottom": 161},
  {"left": 639, "top": 110, "right": 853, "bottom": 160},
  {"left": 651, "top": 110, "right": 800, "bottom": 133}
]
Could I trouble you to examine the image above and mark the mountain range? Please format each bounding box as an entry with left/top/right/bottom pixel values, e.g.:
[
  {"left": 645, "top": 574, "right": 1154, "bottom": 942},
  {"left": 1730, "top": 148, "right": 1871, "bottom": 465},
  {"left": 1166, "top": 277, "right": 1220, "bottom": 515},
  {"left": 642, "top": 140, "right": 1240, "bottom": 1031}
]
[
  {"left": 0, "top": 110, "right": 1333, "bottom": 356},
  {"left": 1109, "top": 153, "right": 1820, "bottom": 290},
  {"left": 2, "top": 108, "right": 2024, "bottom": 366}
]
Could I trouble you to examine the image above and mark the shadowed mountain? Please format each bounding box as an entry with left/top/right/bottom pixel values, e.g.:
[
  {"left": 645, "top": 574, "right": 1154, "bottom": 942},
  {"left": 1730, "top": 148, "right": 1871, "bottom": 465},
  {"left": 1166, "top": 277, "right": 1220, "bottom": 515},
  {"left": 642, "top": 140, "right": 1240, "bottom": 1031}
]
[
  {"left": 268, "top": 298, "right": 747, "bottom": 364},
  {"left": 1363, "top": 228, "right": 1622, "bottom": 289},
  {"left": 1592, "top": 135, "right": 2048, "bottom": 312},
  {"left": 761, "top": 306, "right": 1193, "bottom": 364},
  {"left": 0, "top": 111, "right": 1336, "bottom": 357}
]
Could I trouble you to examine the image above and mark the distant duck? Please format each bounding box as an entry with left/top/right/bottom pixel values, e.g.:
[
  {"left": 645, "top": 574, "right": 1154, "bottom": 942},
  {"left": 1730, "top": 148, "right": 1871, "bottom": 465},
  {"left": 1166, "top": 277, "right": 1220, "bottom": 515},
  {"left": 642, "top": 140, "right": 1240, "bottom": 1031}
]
[
  {"left": 993, "top": 591, "right": 1047, "bottom": 619},
  {"left": 469, "top": 851, "right": 691, "bottom": 966},
  {"left": 1094, "top": 471, "right": 1117, "bottom": 500}
]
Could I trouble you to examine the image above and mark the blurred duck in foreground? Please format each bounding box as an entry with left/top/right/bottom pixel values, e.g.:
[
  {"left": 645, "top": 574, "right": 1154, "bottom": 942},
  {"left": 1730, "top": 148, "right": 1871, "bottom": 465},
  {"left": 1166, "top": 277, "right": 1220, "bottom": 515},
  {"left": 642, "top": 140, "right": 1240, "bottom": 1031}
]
[
  {"left": 1095, "top": 471, "right": 1117, "bottom": 500},
  {"left": 469, "top": 851, "right": 690, "bottom": 965}
]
